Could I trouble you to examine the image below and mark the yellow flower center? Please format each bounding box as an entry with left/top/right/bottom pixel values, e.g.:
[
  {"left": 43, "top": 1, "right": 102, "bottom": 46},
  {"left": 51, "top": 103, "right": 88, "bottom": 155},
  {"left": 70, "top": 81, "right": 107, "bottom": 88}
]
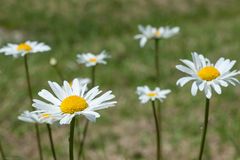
[
  {"left": 198, "top": 66, "right": 220, "bottom": 81},
  {"left": 155, "top": 30, "right": 161, "bottom": 37},
  {"left": 17, "top": 43, "right": 32, "bottom": 52},
  {"left": 41, "top": 113, "right": 51, "bottom": 118},
  {"left": 89, "top": 57, "right": 97, "bottom": 63},
  {"left": 147, "top": 92, "right": 157, "bottom": 97},
  {"left": 60, "top": 96, "right": 88, "bottom": 114}
]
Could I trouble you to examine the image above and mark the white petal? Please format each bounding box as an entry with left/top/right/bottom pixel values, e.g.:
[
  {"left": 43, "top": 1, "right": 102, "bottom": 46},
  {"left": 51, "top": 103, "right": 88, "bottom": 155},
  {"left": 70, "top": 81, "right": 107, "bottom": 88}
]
[
  {"left": 81, "top": 111, "right": 100, "bottom": 122},
  {"left": 176, "top": 77, "right": 194, "bottom": 87},
  {"left": 38, "top": 89, "right": 61, "bottom": 105},
  {"left": 71, "top": 79, "right": 81, "bottom": 96},
  {"left": 218, "top": 80, "right": 228, "bottom": 87},
  {"left": 140, "top": 38, "right": 147, "bottom": 47},
  {"left": 59, "top": 114, "right": 74, "bottom": 125},
  {"left": 176, "top": 65, "right": 195, "bottom": 75},
  {"left": 199, "top": 81, "right": 205, "bottom": 91},
  {"left": 48, "top": 81, "right": 66, "bottom": 100},
  {"left": 80, "top": 84, "right": 87, "bottom": 97},
  {"left": 204, "top": 85, "right": 212, "bottom": 99},
  {"left": 180, "top": 59, "right": 196, "bottom": 72},
  {"left": 211, "top": 82, "right": 222, "bottom": 94},
  {"left": 191, "top": 81, "right": 198, "bottom": 96},
  {"left": 63, "top": 81, "right": 73, "bottom": 96}
]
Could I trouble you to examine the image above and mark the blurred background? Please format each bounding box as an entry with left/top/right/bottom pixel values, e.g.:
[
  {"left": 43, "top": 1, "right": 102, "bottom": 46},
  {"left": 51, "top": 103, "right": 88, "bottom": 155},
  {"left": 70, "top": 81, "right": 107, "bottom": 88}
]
[{"left": 0, "top": 0, "right": 240, "bottom": 159}]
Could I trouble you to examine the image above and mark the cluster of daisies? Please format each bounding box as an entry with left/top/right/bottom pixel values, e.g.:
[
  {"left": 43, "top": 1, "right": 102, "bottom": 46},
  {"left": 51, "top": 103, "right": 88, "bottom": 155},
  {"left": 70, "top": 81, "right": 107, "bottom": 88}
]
[
  {"left": 135, "top": 25, "right": 180, "bottom": 104},
  {"left": 0, "top": 41, "right": 116, "bottom": 126},
  {"left": 134, "top": 25, "right": 240, "bottom": 160},
  {"left": 134, "top": 25, "right": 240, "bottom": 102},
  {"left": 0, "top": 23, "right": 239, "bottom": 160}
]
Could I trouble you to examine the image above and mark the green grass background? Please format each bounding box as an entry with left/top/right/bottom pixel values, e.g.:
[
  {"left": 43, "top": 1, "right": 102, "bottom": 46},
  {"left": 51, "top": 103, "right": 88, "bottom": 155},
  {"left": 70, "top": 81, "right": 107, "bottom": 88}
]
[{"left": 0, "top": 0, "right": 240, "bottom": 159}]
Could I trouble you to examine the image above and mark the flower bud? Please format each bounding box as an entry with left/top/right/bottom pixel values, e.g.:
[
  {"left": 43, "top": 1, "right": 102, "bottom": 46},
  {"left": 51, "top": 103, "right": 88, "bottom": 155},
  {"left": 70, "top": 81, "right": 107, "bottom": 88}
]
[{"left": 49, "top": 57, "right": 57, "bottom": 66}]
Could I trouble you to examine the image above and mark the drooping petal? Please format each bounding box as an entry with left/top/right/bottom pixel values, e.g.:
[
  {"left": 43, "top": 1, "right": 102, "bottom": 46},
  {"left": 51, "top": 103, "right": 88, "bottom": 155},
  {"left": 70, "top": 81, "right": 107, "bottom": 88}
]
[{"left": 191, "top": 81, "right": 198, "bottom": 96}]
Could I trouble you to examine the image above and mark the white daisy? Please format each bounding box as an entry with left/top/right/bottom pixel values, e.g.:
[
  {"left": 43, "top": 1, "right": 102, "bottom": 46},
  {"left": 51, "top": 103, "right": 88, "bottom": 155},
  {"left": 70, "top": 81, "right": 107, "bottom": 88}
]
[
  {"left": 0, "top": 41, "right": 51, "bottom": 57},
  {"left": 18, "top": 110, "right": 57, "bottom": 124},
  {"left": 76, "top": 50, "right": 109, "bottom": 67},
  {"left": 134, "top": 25, "right": 180, "bottom": 47},
  {"left": 136, "top": 86, "right": 171, "bottom": 104},
  {"left": 176, "top": 52, "right": 240, "bottom": 99},
  {"left": 33, "top": 78, "right": 117, "bottom": 125}
]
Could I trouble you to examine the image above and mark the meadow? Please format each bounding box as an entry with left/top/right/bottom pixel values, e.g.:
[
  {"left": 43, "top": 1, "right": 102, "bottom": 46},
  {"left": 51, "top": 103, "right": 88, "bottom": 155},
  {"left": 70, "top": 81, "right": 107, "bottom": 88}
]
[{"left": 1, "top": 0, "right": 240, "bottom": 159}]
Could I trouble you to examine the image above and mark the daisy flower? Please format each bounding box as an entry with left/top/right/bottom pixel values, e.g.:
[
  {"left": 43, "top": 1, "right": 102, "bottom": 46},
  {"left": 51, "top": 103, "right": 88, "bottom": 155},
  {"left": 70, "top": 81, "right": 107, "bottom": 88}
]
[
  {"left": 76, "top": 50, "right": 109, "bottom": 67},
  {"left": 136, "top": 86, "right": 171, "bottom": 104},
  {"left": 0, "top": 41, "right": 51, "bottom": 57},
  {"left": 176, "top": 52, "right": 240, "bottom": 99},
  {"left": 134, "top": 25, "right": 180, "bottom": 47},
  {"left": 18, "top": 111, "right": 57, "bottom": 124},
  {"left": 33, "top": 78, "right": 117, "bottom": 125}
]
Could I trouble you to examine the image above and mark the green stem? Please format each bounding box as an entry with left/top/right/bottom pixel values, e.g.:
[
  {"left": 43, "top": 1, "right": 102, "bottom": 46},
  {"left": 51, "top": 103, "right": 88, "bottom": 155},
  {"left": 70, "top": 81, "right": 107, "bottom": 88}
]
[
  {"left": 0, "top": 138, "right": 6, "bottom": 160},
  {"left": 35, "top": 124, "right": 43, "bottom": 160},
  {"left": 154, "top": 39, "right": 162, "bottom": 159},
  {"left": 154, "top": 39, "right": 160, "bottom": 83},
  {"left": 77, "top": 66, "right": 96, "bottom": 160},
  {"left": 198, "top": 98, "right": 210, "bottom": 160},
  {"left": 151, "top": 101, "right": 161, "bottom": 160},
  {"left": 47, "top": 124, "right": 57, "bottom": 160},
  {"left": 75, "top": 119, "right": 81, "bottom": 157},
  {"left": 53, "top": 65, "right": 64, "bottom": 81},
  {"left": 91, "top": 66, "right": 96, "bottom": 87},
  {"left": 69, "top": 117, "right": 76, "bottom": 160},
  {"left": 24, "top": 55, "right": 43, "bottom": 160},
  {"left": 24, "top": 54, "right": 33, "bottom": 100},
  {"left": 77, "top": 121, "right": 89, "bottom": 160}
]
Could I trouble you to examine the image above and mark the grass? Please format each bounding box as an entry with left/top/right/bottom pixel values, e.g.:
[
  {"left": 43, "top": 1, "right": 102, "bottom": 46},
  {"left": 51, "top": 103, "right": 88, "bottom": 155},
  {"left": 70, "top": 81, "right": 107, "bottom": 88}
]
[{"left": 1, "top": 0, "right": 240, "bottom": 159}]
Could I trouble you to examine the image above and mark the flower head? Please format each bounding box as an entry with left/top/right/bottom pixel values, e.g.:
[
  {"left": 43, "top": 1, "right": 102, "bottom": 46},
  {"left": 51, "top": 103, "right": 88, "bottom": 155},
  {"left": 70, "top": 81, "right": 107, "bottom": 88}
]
[
  {"left": 33, "top": 78, "right": 117, "bottom": 125},
  {"left": 76, "top": 50, "right": 109, "bottom": 67},
  {"left": 136, "top": 86, "right": 171, "bottom": 104},
  {"left": 18, "top": 111, "right": 57, "bottom": 124},
  {"left": 134, "top": 25, "right": 180, "bottom": 47},
  {"left": 176, "top": 52, "right": 240, "bottom": 99},
  {"left": 0, "top": 41, "right": 51, "bottom": 57}
]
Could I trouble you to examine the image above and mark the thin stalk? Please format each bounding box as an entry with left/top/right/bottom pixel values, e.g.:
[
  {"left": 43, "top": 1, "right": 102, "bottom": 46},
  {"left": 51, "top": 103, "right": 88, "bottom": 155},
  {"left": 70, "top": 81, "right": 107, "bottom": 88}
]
[
  {"left": 151, "top": 101, "right": 161, "bottom": 160},
  {"left": 75, "top": 119, "right": 81, "bottom": 153},
  {"left": 47, "top": 124, "right": 57, "bottom": 160},
  {"left": 77, "top": 66, "right": 96, "bottom": 160},
  {"left": 77, "top": 121, "right": 89, "bottom": 160},
  {"left": 35, "top": 124, "right": 43, "bottom": 160},
  {"left": 154, "top": 39, "right": 160, "bottom": 83},
  {"left": 0, "top": 139, "right": 6, "bottom": 160},
  {"left": 198, "top": 98, "right": 210, "bottom": 160},
  {"left": 53, "top": 65, "right": 64, "bottom": 81},
  {"left": 24, "top": 55, "right": 43, "bottom": 160},
  {"left": 154, "top": 39, "right": 162, "bottom": 159},
  {"left": 91, "top": 66, "right": 96, "bottom": 87},
  {"left": 69, "top": 117, "right": 76, "bottom": 160},
  {"left": 24, "top": 54, "right": 33, "bottom": 100}
]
